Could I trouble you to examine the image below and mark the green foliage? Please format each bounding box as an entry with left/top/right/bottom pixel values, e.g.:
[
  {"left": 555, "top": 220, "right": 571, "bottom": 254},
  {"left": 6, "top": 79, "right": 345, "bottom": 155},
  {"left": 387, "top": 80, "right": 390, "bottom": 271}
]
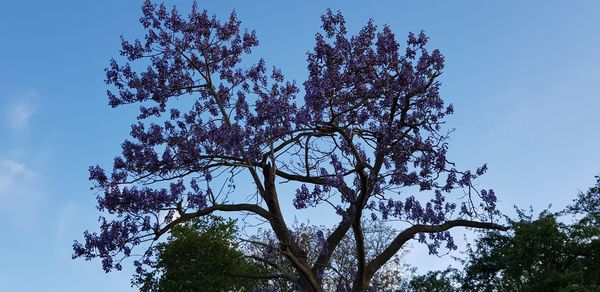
[
  {"left": 405, "top": 268, "right": 461, "bottom": 292},
  {"left": 567, "top": 176, "right": 600, "bottom": 241},
  {"left": 459, "top": 176, "right": 600, "bottom": 291},
  {"left": 406, "top": 176, "right": 600, "bottom": 292},
  {"left": 461, "top": 211, "right": 573, "bottom": 291},
  {"left": 133, "top": 216, "right": 265, "bottom": 292}
]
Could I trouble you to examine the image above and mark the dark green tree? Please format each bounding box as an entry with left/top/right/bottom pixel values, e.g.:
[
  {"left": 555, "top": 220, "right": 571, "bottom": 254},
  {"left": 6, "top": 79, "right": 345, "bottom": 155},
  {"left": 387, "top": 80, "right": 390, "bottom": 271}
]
[
  {"left": 459, "top": 177, "right": 600, "bottom": 291},
  {"left": 561, "top": 175, "right": 600, "bottom": 291},
  {"left": 461, "top": 211, "right": 572, "bottom": 291},
  {"left": 407, "top": 176, "right": 600, "bottom": 292},
  {"left": 133, "top": 216, "right": 266, "bottom": 292},
  {"left": 405, "top": 268, "right": 461, "bottom": 292}
]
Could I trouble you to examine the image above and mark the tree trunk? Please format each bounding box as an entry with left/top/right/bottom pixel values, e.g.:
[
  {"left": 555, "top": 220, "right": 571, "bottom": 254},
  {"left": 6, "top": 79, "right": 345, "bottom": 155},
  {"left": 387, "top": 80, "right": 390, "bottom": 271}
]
[
  {"left": 298, "top": 274, "right": 323, "bottom": 292},
  {"left": 351, "top": 275, "right": 370, "bottom": 292}
]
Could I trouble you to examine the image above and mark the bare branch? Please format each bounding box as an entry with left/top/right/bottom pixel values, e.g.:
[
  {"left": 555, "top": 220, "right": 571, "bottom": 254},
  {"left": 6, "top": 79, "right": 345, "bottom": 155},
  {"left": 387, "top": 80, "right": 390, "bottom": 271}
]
[
  {"left": 365, "top": 220, "right": 508, "bottom": 280},
  {"left": 153, "top": 203, "right": 272, "bottom": 240}
]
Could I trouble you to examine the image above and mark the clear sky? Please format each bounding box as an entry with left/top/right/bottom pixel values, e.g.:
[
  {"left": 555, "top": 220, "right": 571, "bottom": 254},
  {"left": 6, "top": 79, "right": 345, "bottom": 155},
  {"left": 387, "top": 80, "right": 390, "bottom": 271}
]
[{"left": 1, "top": 1, "right": 600, "bottom": 291}]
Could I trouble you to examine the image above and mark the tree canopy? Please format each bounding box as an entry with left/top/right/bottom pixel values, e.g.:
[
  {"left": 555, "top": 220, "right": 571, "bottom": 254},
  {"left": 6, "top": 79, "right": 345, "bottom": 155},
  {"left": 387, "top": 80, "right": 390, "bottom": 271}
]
[
  {"left": 133, "top": 216, "right": 265, "bottom": 291},
  {"left": 73, "top": 1, "right": 506, "bottom": 291}
]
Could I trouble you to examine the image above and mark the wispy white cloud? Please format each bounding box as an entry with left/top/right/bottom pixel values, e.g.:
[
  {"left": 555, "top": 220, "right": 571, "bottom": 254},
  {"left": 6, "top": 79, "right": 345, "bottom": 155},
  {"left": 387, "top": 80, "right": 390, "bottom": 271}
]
[
  {"left": 4, "top": 90, "right": 38, "bottom": 130},
  {"left": 0, "top": 158, "right": 43, "bottom": 232},
  {"left": 1, "top": 90, "right": 47, "bottom": 234},
  {"left": 8, "top": 103, "right": 34, "bottom": 130},
  {"left": 8, "top": 102, "right": 35, "bottom": 130},
  {"left": 0, "top": 159, "right": 35, "bottom": 194}
]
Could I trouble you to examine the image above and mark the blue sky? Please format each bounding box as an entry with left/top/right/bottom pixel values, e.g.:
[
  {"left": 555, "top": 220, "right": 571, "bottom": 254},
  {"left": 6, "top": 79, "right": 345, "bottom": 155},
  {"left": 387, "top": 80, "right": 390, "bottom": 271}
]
[{"left": 1, "top": 1, "right": 600, "bottom": 291}]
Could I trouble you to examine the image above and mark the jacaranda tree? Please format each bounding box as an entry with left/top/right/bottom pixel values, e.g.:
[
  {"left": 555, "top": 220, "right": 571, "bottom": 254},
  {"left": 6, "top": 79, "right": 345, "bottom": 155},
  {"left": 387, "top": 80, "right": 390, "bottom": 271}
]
[{"left": 73, "top": 1, "right": 507, "bottom": 291}]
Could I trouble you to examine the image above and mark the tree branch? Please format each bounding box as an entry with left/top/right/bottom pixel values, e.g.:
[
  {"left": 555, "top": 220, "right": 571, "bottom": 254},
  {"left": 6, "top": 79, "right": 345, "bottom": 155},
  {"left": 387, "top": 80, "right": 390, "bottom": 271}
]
[
  {"left": 312, "top": 220, "right": 351, "bottom": 274},
  {"left": 153, "top": 203, "right": 272, "bottom": 240},
  {"left": 364, "top": 220, "right": 508, "bottom": 281},
  {"left": 225, "top": 271, "right": 298, "bottom": 283}
]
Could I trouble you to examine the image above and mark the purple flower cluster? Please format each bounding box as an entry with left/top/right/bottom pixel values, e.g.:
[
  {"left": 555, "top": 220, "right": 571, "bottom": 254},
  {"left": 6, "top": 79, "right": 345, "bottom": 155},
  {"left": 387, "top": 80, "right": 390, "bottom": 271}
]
[
  {"left": 75, "top": 0, "right": 302, "bottom": 272},
  {"left": 294, "top": 184, "right": 325, "bottom": 209},
  {"left": 298, "top": 8, "right": 499, "bottom": 254}
]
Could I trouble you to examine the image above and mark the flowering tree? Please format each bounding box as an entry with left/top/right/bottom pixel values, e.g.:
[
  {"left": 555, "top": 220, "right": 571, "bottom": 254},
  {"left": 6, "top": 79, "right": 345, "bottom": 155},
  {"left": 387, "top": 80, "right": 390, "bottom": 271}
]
[{"left": 74, "top": 1, "right": 507, "bottom": 291}]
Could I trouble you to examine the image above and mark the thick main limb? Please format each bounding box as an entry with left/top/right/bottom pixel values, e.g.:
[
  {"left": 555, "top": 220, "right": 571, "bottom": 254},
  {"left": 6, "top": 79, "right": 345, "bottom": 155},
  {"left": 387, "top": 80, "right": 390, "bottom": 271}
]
[{"left": 363, "top": 220, "right": 509, "bottom": 283}]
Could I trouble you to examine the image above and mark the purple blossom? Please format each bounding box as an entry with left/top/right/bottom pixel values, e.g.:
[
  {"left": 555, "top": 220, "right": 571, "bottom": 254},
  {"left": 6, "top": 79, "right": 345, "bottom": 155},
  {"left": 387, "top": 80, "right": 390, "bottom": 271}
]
[{"left": 476, "top": 163, "right": 488, "bottom": 176}]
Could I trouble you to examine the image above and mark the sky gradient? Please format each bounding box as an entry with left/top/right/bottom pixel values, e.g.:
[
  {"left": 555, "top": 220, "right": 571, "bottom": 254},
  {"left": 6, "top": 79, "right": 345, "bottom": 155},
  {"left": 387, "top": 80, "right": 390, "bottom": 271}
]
[{"left": 1, "top": 1, "right": 600, "bottom": 291}]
